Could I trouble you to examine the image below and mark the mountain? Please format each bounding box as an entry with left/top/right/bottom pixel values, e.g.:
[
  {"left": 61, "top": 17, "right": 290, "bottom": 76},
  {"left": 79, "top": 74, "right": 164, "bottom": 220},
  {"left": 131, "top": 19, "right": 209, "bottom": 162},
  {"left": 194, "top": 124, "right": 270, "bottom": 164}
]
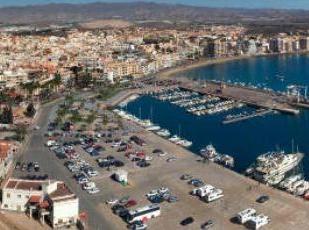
[{"left": 1, "top": 2, "right": 309, "bottom": 25}]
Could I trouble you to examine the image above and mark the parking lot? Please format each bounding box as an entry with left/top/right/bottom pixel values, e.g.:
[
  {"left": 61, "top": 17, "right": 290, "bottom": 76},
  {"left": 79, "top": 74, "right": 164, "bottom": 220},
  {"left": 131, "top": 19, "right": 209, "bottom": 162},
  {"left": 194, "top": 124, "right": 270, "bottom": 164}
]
[{"left": 13, "top": 96, "right": 309, "bottom": 230}]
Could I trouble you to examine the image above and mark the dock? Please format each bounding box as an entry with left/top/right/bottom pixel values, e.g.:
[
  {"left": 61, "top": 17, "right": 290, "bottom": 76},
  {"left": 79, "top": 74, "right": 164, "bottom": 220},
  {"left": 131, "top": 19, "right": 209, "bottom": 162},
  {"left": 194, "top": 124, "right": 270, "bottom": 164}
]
[
  {"left": 179, "top": 80, "right": 303, "bottom": 115},
  {"left": 222, "top": 109, "right": 274, "bottom": 124}
]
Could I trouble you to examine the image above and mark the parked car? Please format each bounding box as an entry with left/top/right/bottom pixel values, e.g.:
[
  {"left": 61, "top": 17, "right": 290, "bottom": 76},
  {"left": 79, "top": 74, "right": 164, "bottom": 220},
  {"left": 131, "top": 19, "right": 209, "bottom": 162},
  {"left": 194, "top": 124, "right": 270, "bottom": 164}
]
[
  {"left": 106, "top": 198, "right": 119, "bottom": 205},
  {"left": 180, "top": 217, "right": 194, "bottom": 226},
  {"left": 168, "top": 195, "right": 178, "bottom": 203},
  {"left": 166, "top": 157, "right": 177, "bottom": 162},
  {"left": 114, "top": 160, "right": 125, "bottom": 167},
  {"left": 87, "top": 187, "right": 100, "bottom": 194},
  {"left": 180, "top": 174, "right": 192, "bottom": 180},
  {"left": 125, "top": 200, "right": 137, "bottom": 208},
  {"left": 201, "top": 220, "right": 214, "bottom": 229},
  {"left": 15, "top": 162, "right": 21, "bottom": 170},
  {"left": 256, "top": 195, "right": 270, "bottom": 203},
  {"left": 112, "top": 205, "right": 126, "bottom": 215},
  {"left": 83, "top": 182, "right": 96, "bottom": 190},
  {"left": 128, "top": 221, "right": 147, "bottom": 230}
]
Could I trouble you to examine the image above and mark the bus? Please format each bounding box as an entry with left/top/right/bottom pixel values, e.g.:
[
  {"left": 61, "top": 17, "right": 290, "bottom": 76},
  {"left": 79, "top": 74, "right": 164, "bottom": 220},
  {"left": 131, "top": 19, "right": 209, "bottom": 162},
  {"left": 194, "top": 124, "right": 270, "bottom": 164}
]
[{"left": 126, "top": 204, "right": 160, "bottom": 223}]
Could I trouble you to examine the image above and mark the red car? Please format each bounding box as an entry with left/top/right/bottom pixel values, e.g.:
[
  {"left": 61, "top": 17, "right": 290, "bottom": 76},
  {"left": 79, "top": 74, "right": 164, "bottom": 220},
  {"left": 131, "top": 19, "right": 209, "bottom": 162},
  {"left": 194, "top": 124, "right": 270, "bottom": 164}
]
[
  {"left": 125, "top": 199, "right": 137, "bottom": 208},
  {"left": 136, "top": 152, "right": 145, "bottom": 158}
]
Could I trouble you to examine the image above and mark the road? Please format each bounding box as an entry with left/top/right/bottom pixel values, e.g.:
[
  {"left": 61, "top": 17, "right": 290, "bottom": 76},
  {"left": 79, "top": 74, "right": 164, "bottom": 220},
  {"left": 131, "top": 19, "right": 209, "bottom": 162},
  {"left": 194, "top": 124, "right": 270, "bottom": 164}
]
[{"left": 13, "top": 100, "right": 115, "bottom": 230}]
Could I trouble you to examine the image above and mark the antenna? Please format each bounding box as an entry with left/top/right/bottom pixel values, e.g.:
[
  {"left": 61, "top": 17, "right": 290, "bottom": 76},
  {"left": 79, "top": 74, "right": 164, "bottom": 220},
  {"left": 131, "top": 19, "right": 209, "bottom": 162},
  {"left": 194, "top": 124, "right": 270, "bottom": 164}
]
[
  {"left": 296, "top": 145, "right": 299, "bottom": 153},
  {"left": 150, "top": 106, "right": 153, "bottom": 121},
  {"left": 139, "top": 107, "right": 141, "bottom": 120}
]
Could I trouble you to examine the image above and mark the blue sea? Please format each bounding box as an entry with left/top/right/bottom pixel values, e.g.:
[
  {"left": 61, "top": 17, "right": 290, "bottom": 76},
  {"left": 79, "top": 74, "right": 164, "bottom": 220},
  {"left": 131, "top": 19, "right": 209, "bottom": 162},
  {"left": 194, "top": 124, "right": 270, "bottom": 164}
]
[{"left": 126, "top": 54, "right": 309, "bottom": 177}]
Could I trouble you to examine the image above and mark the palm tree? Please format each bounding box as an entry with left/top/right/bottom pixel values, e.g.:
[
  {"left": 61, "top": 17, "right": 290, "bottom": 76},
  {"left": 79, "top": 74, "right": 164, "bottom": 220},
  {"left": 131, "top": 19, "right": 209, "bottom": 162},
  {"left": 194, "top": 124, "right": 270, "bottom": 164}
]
[
  {"left": 53, "top": 72, "right": 62, "bottom": 92},
  {"left": 20, "top": 81, "right": 39, "bottom": 99}
]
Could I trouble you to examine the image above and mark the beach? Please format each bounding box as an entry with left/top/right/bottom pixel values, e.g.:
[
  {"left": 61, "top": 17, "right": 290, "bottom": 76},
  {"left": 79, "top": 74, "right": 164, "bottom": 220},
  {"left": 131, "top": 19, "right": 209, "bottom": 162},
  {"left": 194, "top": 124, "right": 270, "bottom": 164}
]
[{"left": 157, "top": 51, "right": 309, "bottom": 79}]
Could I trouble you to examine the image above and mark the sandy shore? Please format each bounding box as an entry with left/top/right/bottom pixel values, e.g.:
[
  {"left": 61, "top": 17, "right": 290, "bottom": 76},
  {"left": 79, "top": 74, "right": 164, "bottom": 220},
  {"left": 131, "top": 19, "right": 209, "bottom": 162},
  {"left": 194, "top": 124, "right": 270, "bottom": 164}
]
[{"left": 157, "top": 51, "right": 309, "bottom": 79}]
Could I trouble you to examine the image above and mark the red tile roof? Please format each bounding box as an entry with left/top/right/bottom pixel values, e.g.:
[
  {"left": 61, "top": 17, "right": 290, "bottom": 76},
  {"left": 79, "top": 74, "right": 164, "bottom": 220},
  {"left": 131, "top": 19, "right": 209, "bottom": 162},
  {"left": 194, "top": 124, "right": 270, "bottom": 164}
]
[
  {"left": 4, "top": 179, "right": 43, "bottom": 191},
  {"left": 49, "top": 183, "right": 74, "bottom": 200}
]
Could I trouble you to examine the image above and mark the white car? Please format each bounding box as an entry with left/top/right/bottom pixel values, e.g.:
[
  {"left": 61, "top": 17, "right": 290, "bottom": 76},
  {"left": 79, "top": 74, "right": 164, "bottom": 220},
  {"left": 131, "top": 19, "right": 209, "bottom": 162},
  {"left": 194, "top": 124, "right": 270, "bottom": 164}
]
[
  {"left": 145, "top": 156, "right": 153, "bottom": 161},
  {"left": 83, "top": 182, "right": 96, "bottom": 190},
  {"left": 87, "top": 170, "right": 99, "bottom": 177},
  {"left": 159, "top": 151, "right": 168, "bottom": 157},
  {"left": 87, "top": 187, "right": 100, "bottom": 194},
  {"left": 146, "top": 190, "right": 158, "bottom": 198},
  {"left": 111, "top": 141, "right": 122, "bottom": 148},
  {"left": 78, "top": 177, "right": 89, "bottom": 184},
  {"left": 106, "top": 198, "right": 119, "bottom": 205},
  {"left": 158, "top": 187, "right": 169, "bottom": 194}
]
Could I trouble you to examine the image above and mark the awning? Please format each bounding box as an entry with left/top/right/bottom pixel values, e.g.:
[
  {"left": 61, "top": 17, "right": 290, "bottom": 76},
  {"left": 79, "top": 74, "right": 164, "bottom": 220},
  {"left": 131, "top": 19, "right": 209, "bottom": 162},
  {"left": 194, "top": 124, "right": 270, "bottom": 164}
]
[{"left": 29, "top": 195, "right": 41, "bottom": 203}]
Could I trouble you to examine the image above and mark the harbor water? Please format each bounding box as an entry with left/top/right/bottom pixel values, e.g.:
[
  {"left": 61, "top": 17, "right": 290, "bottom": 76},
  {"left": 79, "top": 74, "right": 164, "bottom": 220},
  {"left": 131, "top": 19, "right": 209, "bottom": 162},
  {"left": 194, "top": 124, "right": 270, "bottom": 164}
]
[{"left": 125, "top": 54, "right": 309, "bottom": 178}]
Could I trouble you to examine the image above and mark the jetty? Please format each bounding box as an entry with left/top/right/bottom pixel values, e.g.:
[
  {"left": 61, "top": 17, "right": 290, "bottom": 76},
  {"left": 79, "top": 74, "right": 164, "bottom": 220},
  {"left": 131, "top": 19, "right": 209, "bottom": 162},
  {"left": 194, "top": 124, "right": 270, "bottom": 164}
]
[
  {"left": 222, "top": 109, "right": 273, "bottom": 124},
  {"left": 179, "top": 80, "right": 304, "bottom": 115}
]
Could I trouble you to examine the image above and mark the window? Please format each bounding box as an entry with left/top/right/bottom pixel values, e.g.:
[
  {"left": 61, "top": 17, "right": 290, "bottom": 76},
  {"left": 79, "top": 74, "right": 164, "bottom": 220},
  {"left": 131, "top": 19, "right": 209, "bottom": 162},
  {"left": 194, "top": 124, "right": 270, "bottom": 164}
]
[
  {"left": 6, "top": 193, "right": 10, "bottom": 198},
  {"left": 17, "top": 194, "right": 22, "bottom": 198},
  {"left": 3, "top": 204, "right": 8, "bottom": 208},
  {"left": 25, "top": 195, "right": 29, "bottom": 199}
]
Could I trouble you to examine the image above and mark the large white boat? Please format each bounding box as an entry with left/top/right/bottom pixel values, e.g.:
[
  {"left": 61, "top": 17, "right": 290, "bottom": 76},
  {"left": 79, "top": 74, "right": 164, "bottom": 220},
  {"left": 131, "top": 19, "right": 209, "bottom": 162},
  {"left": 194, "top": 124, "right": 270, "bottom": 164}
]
[
  {"left": 176, "top": 139, "right": 192, "bottom": 148},
  {"left": 146, "top": 125, "right": 161, "bottom": 131},
  {"left": 251, "top": 151, "right": 304, "bottom": 184},
  {"left": 156, "top": 129, "right": 171, "bottom": 137},
  {"left": 200, "top": 144, "right": 219, "bottom": 161},
  {"left": 168, "top": 135, "right": 181, "bottom": 143},
  {"left": 139, "top": 119, "right": 153, "bottom": 128},
  {"left": 279, "top": 174, "right": 303, "bottom": 189}
]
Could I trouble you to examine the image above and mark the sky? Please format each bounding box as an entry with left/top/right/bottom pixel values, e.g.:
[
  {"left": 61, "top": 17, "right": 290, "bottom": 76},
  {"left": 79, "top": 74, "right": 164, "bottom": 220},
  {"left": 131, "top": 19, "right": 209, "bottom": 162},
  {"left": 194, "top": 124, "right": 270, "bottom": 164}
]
[{"left": 0, "top": 0, "right": 309, "bottom": 10}]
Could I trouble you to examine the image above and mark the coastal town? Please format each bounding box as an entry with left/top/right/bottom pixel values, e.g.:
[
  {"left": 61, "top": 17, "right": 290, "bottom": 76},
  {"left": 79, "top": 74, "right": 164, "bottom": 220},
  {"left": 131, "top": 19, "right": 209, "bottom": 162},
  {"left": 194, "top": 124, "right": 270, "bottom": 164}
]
[{"left": 1, "top": 4, "right": 309, "bottom": 230}]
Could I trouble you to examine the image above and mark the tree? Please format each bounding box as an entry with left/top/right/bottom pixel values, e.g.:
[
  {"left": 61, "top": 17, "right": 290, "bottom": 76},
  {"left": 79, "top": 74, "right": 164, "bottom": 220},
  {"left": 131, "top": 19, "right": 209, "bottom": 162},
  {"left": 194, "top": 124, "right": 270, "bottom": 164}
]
[
  {"left": 53, "top": 72, "right": 62, "bottom": 92},
  {"left": 24, "top": 103, "right": 36, "bottom": 118},
  {"left": 0, "top": 106, "right": 13, "bottom": 124},
  {"left": 20, "top": 81, "right": 40, "bottom": 98},
  {"left": 15, "top": 125, "right": 27, "bottom": 142},
  {"left": 102, "top": 113, "right": 109, "bottom": 126}
]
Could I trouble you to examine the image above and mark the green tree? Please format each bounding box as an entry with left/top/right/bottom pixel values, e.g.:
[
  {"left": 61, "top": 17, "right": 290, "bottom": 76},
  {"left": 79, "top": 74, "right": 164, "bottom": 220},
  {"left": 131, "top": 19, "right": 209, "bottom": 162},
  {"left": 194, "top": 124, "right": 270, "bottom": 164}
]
[
  {"left": 0, "top": 106, "right": 13, "bottom": 124},
  {"left": 15, "top": 125, "right": 27, "bottom": 141},
  {"left": 24, "top": 103, "right": 36, "bottom": 118},
  {"left": 20, "top": 81, "right": 39, "bottom": 98},
  {"left": 102, "top": 113, "right": 109, "bottom": 126},
  {"left": 53, "top": 72, "right": 62, "bottom": 92}
]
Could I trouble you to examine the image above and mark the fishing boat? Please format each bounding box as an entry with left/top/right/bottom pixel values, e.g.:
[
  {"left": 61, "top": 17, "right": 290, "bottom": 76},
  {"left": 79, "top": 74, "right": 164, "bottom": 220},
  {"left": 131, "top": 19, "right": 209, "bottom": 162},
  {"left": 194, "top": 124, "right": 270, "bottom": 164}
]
[
  {"left": 168, "top": 135, "right": 181, "bottom": 143},
  {"left": 156, "top": 129, "right": 171, "bottom": 137},
  {"left": 200, "top": 144, "right": 219, "bottom": 161},
  {"left": 146, "top": 125, "right": 161, "bottom": 131}
]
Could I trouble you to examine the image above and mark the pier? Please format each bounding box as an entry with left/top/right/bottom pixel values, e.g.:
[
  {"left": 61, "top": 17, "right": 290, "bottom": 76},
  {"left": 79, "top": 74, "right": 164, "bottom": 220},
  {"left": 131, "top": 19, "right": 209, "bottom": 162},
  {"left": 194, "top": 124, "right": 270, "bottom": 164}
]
[
  {"left": 179, "top": 80, "right": 305, "bottom": 115},
  {"left": 222, "top": 109, "right": 274, "bottom": 124}
]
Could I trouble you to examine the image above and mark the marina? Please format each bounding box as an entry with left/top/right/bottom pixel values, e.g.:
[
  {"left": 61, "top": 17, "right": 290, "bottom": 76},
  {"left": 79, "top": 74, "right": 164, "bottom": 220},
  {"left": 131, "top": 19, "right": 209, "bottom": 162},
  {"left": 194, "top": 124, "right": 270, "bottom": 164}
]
[{"left": 125, "top": 54, "right": 309, "bottom": 181}]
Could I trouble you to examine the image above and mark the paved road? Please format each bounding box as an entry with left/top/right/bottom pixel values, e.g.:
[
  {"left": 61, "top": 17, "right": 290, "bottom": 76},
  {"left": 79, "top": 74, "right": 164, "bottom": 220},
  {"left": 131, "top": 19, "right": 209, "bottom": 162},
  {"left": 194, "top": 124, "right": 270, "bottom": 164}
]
[{"left": 13, "top": 100, "right": 115, "bottom": 230}]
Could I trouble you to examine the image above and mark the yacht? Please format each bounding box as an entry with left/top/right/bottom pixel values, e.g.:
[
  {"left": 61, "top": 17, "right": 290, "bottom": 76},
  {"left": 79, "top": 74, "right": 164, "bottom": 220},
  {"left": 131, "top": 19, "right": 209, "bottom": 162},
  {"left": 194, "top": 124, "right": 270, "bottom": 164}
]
[
  {"left": 250, "top": 151, "right": 304, "bottom": 184},
  {"left": 200, "top": 144, "right": 218, "bottom": 161},
  {"left": 146, "top": 125, "right": 161, "bottom": 131},
  {"left": 156, "top": 129, "right": 171, "bottom": 137},
  {"left": 279, "top": 174, "right": 303, "bottom": 189},
  {"left": 176, "top": 139, "right": 192, "bottom": 148},
  {"left": 140, "top": 119, "right": 153, "bottom": 128},
  {"left": 168, "top": 135, "right": 181, "bottom": 143}
]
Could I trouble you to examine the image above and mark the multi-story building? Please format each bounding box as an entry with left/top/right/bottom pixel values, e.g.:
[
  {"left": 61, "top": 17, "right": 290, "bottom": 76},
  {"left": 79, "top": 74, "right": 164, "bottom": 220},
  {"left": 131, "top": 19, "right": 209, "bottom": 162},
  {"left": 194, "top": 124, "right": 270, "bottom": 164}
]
[
  {"left": 1, "top": 178, "right": 79, "bottom": 228},
  {"left": 0, "top": 140, "right": 16, "bottom": 180}
]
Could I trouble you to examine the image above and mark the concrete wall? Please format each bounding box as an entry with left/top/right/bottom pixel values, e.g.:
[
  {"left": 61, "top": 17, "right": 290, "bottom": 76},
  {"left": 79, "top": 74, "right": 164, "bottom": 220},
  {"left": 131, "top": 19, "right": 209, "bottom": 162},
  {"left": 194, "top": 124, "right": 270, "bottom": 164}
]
[
  {"left": 51, "top": 198, "right": 79, "bottom": 228},
  {"left": 1, "top": 189, "right": 43, "bottom": 212}
]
